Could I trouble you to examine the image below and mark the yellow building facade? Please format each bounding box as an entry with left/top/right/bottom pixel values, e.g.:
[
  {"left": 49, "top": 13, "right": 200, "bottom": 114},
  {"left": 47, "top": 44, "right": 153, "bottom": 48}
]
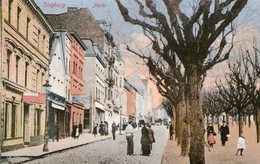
[{"left": 1, "top": 0, "right": 52, "bottom": 151}]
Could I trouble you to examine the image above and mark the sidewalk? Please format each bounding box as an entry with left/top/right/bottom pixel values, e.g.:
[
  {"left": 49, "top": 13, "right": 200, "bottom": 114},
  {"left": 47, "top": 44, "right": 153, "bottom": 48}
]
[
  {"left": 1, "top": 132, "right": 112, "bottom": 163},
  {"left": 161, "top": 123, "right": 260, "bottom": 164}
]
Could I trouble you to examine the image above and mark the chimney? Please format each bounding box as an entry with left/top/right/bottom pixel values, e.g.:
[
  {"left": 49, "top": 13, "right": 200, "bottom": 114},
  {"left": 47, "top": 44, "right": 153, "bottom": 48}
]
[{"left": 67, "top": 7, "right": 78, "bottom": 12}]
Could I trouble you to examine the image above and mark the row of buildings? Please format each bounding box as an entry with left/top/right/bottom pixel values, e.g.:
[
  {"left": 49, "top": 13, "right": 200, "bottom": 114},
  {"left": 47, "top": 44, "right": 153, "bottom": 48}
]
[{"left": 0, "top": 0, "right": 153, "bottom": 152}]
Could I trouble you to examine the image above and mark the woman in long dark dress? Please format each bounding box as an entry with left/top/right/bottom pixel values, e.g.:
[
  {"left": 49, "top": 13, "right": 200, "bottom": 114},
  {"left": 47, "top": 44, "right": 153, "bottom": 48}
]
[
  {"left": 93, "top": 123, "right": 98, "bottom": 137},
  {"left": 141, "top": 124, "right": 151, "bottom": 156}
]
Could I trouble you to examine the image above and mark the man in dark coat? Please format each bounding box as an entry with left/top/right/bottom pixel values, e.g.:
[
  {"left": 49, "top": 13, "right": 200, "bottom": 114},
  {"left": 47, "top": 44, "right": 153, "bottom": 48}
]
[
  {"left": 112, "top": 122, "right": 117, "bottom": 140},
  {"left": 141, "top": 124, "right": 151, "bottom": 156},
  {"left": 219, "top": 121, "right": 230, "bottom": 146}
]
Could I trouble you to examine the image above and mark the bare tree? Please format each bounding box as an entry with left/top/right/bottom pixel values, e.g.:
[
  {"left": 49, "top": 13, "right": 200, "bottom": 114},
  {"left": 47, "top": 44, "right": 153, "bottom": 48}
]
[
  {"left": 217, "top": 55, "right": 257, "bottom": 136},
  {"left": 116, "top": 0, "right": 248, "bottom": 163},
  {"left": 246, "top": 47, "right": 260, "bottom": 142}
]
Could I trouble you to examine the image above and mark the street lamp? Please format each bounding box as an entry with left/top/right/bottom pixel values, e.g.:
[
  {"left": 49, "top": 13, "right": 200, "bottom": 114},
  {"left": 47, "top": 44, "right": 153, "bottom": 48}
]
[
  {"left": 119, "top": 106, "right": 122, "bottom": 135},
  {"left": 43, "top": 80, "right": 51, "bottom": 152}
]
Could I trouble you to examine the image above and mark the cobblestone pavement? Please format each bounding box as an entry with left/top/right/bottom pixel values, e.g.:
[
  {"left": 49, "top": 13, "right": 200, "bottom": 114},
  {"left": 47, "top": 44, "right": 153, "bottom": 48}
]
[{"left": 23, "top": 126, "right": 168, "bottom": 164}]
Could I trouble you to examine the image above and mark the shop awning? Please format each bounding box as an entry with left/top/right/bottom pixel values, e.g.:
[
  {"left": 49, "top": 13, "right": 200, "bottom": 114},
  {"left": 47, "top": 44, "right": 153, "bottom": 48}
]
[{"left": 52, "top": 103, "right": 65, "bottom": 111}]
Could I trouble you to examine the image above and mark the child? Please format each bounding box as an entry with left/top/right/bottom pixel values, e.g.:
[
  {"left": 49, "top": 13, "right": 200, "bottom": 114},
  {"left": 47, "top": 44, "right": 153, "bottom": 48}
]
[
  {"left": 236, "top": 134, "right": 246, "bottom": 155},
  {"left": 207, "top": 132, "right": 215, "bottom": 148}
]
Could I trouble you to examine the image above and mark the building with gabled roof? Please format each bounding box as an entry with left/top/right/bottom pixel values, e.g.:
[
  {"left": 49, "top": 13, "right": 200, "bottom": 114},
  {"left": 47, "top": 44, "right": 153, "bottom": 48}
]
[{"left": 46, "top": 8, "right": 104, "bottom": 50}]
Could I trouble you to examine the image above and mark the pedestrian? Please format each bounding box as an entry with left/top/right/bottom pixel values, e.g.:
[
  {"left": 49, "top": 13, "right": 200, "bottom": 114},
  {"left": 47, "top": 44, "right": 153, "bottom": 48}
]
[
  {"left": 141, "top": 123, "right": 151, "bottom": 156},
  {"left": 112, "top": 122, "right": 117, "bottom": 140},
  {"left": 75, "top": 125, "right": 80, "bottom": 139},
  {"left": 207, "top": 123, "right": 214, "bottom": 136},
  {"left": 236, "top": 134, "right": 246, "bottom": 156},
  {"left": 93, "top": 123, "right": 98, "bottom": 137},
  {"left": 169, "top": 121, "right": 174, "bottom": 140},
  {"left": 72, "top": 123, "right": 77, "bottom": 139},
  {"left": 79, "top": 122, "right": 83, "bottom": 135},
  {"left": 104, "top": 121, "right": 109, "bottom": 136},
  {"left": 207, "top": 132, "right": 215, "bottom": 148},
  {"left": 147, "top": 124, "right": 155, "bottom": 150},
  {"left": 219, "top": 121, "right": 230, "bottom": 146},
  {"left": 125, "top": 121, "right": 134, "bottom": 155},
  {"left": 99, "top": 121, "right": 104, "bottom": 136}
]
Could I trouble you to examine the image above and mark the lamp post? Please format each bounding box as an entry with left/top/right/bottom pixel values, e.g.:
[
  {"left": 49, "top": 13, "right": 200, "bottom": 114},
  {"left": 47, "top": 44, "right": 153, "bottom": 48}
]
[
  {"left": 43, "top": 80, "right": 51, "bottom": 152},
  {"left": 119, "top": 106, "right": 122, "bottom": 135}
]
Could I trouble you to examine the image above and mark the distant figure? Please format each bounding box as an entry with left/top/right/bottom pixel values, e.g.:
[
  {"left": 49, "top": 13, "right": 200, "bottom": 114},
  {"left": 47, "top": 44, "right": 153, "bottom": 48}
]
[
  {"left": 99, "top": 121, "right": 104, "bottom": 136},
  {"left": 207, "top": 123, "right": 214, "bottom": 136},
  {"left": 141, "top": 124, "right": 151, "bottom": 156},
  {"left": 93, "top": 123, "right": 98, "bottom": 137},
  {"left": 75, "top": 126, "right": 80, "bottom": 139},
  {"left": 79, "top": 123, "right": 83, "bottom": 135},
  {"left": 236, "top": 134, "right": 246, "bottom": 156},
  {"left": 72, "top": 123, "right": 77, "bottom": 139},
  {"left": 147, "top": 124, "right": 155, "bottom": 150},
  {"left": 169, "top": 122, "right": 174, "bottom": 140},
  {"left": 125, "top": 121, "right": 134, "bottom": 155},
  {"left": 207, "top": 132, "right": 215, "bottom": 148},
  {"left": 219, "top": 121, "right": 230, "bottom": 146},
  {"left": 112, "top": 122, "right": 117, "bottom": 140},
  {"left": 104, "top": 121, "right": 109, "bottom": 136}
]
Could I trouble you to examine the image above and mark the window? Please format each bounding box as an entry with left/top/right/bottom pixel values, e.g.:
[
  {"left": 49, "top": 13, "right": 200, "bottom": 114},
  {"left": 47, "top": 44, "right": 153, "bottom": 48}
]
[
  {"left": 36, "top": 69, "right": 39, "bottom": 92},
  {"left": 25, "top": 62, "right": 29, "bottom": 87},
  {"left": 34, "top": 109, "right": 41, "bottom": 136},
  {"left": 4, "top": 102, "right": 17, "bottom": 138},
  {"left": 42, "top": 35, "right": 45, "bottom": 53},
  {"left": 7, "top": 49, "right": 12, "bottom": 79},
  {"left": 8, "top": 0, "right": 13, "bottom": 23},
  {"left": 15, "top": 56, "right": 20, "bottom": 83},
  {"left": 37, "top": 29, "right": 41, "bottom": 48},
  {"left": 26, "top": 17, "right": 30, "bottom": 39},
  {"left": 17, "top": 7, "right": 21, "bottom": 31}
]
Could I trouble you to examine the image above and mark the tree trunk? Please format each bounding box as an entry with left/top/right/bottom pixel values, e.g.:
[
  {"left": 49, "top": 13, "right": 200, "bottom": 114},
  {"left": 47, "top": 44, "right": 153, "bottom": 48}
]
[
  {"left": 181, "top": 94, "right": 189, "bottom": 156},
  {"left": 186, "top": 67, "right": 205, "bottom": 164},
  {"left": 248, "top": 114, "right": 251, "bottom": 128},
  {"left": 175, "top": 105, "right": 182, "bottom": 145},
  {"left": 254, "top": 106, "right": 259, "bottom": 143},
  {"left": 238, "top": 111, "right": 244, "bottom": 136},
  {"left": 226, "top": 113, "right": 230, "bottom": 126}
]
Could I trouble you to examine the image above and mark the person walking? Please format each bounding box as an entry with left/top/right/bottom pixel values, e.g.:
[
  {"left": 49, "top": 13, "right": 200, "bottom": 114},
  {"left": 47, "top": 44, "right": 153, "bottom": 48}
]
[
  {"left": 207, "top": 132, "right": 215, "bottom": 148},
  {"left": 236, "top": 134, "right": 246, "bottom": 156},
  {"left": 93, "top": 123, "right": 98, "bottom": 137},
  {"left": 141, "top": 124, "right": 151, "bottom": 156},
  {"left": 207, "top": 123, "right": 214, "bottom": 136},
  {"left": 219, "top": 121, "right": 230, "bottom": 146},
  {"left": 75, "top": 125, "right": 80, "bottom": 139},
  {"left": 112, "top": 122, "right": 117, "bottom": 140},
  {"left": 99, "top": 121, "right": 104, "bottom": 136},
  {"left": 125, "top": 121, "right": 134, "bottom": 155},
  {"left": 169, "top": 122, "right": 174, "bottom": 140},
  {"left": 147, "top": 124, "right": 155, "bottom": 150}
]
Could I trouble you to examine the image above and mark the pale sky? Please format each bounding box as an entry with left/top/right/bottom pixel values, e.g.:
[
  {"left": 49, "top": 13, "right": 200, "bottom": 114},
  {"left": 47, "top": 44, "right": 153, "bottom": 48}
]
[{"left": 34, "top": 0, "right": 260, "bottom": 106}]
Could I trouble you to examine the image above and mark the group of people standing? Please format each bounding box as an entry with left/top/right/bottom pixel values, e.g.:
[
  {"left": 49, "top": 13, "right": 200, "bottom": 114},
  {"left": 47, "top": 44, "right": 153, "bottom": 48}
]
[
  {"left": 125, "top": 121, "right": 155, "bottom": 156},
  {"left": 92, "top": 121, "right": 110, "bottom": 137}
]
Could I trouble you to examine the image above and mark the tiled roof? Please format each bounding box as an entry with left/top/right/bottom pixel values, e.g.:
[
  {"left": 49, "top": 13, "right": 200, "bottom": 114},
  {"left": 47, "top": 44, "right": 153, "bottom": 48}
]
[{"left": 46, "top": 8, "right": 104, "bottom": 50}]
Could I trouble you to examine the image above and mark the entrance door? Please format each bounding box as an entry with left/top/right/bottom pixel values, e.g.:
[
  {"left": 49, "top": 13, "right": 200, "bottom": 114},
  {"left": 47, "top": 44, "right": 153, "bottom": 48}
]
[{"left": 23, "top": 104, "right": 30, "bottom": 144}]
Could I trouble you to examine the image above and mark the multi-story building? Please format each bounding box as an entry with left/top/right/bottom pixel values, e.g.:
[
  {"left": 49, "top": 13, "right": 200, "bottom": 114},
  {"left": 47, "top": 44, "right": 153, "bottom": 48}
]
[
  {"left": 69, "top": 32, "right": 86, "bottom": 135},
  {"left": 1, "top": 0, "right": 52, "bottom": 151},
  {"left": 46, "top": 8, "right": 125, "bottom": 133},
  {"left": 124, "top": 79, "right": 137, "bottom": 123},
  {"left": 83, "top": 39, "right": 106, "bottom": 132}
]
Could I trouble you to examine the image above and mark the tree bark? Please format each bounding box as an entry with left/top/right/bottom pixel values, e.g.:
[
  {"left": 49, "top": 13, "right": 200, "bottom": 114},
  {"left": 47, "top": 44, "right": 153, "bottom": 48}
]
[
  {"left": 238, "top": 111, "right": 244, "bottom": 136},
  {"left": 255, "top": 106, "right": 259, "bottom": 143},
  {"left": 186, "top": 66, "right": 205, "bottom": 164}
]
